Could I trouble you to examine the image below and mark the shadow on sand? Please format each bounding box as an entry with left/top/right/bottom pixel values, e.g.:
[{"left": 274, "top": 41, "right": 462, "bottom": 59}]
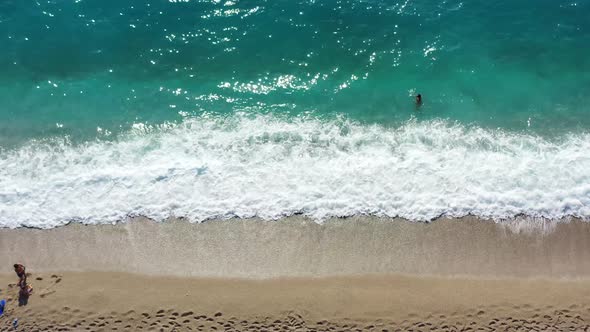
[{"left": 18, "top": 291, "right": 29, "bottom": 306}]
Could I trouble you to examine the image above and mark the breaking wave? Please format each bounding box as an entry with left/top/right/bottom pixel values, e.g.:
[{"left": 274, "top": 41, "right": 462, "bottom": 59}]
[{"left": 1, "top": 114, "right": 589, "bottom": 228}]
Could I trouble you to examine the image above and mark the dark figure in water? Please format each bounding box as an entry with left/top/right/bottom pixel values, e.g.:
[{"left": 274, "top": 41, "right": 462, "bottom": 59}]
[{"left": 415, "top": 94, "right": 422, "bottom": 107}]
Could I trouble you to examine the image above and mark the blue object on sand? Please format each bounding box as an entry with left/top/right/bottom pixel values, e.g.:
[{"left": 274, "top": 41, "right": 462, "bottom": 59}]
[{"left": 0, "top": 299, "right": 5, "bottom": 315}]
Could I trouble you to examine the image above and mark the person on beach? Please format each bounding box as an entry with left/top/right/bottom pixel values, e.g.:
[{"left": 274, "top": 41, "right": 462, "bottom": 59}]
[
  {"left": 14, "top": 264, "right": 32, "bottom": 293},
  {"left": 415, "top": 94, "right": 422, "bottom": 107},
  {"left": 13, "top": 264, "right": 26, "bottom": 289},
  {"left": 14, "top": 264, "right": 32, "bottom": 306}
]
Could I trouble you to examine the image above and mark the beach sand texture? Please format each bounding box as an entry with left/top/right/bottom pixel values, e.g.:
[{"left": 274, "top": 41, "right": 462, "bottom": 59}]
[
  {"left": 1, "top": 272, "right": 590, "bottom": 331},
  {"left": 2, "top": 217, "right": 590, "bottom": 278},
  {"left": 1, "top": 217, "right": 590, "bottom": 331}
]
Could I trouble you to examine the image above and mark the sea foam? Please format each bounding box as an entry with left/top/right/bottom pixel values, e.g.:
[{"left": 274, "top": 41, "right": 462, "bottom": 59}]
[{"left": 1, "top": 114, "right": 589, "bottom": 229}]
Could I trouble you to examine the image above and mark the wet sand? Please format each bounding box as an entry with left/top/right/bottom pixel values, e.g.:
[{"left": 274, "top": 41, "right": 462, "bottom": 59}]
[{"left": 1, "top": 216, "right": 590, "bottom": 278}]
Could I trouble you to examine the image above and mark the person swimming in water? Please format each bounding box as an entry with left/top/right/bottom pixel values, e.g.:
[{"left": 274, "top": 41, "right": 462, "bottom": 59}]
[{"left": 415, "top": 94, "right": 422, "bottom": 107}]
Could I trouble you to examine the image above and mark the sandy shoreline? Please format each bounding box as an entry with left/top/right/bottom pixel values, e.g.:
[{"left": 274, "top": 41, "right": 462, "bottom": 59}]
[
  {"left": 1, "top": 216, "right": 590, "bottom": 278},
  {"left": 2, "top": 217, "right": 590, "bottom": 330}
]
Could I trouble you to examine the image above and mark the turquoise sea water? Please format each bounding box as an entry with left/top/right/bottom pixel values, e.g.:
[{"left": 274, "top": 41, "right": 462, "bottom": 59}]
[{"left": 1, "top": 0, "right": 589, "bottom": 228}]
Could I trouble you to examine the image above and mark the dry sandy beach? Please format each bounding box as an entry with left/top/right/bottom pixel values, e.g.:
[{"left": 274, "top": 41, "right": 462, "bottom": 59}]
[
  {"left": 1, "top": 272, "right": 590, "bottom": 331},
  {"left": 1, "top": 217, "right": 590, "bottom": 331}
]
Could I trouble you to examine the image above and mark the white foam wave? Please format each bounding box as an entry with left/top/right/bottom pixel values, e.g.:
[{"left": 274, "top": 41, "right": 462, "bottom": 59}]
[{"left": 1, "top": 114, "right": 590, "bottom": 228}]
